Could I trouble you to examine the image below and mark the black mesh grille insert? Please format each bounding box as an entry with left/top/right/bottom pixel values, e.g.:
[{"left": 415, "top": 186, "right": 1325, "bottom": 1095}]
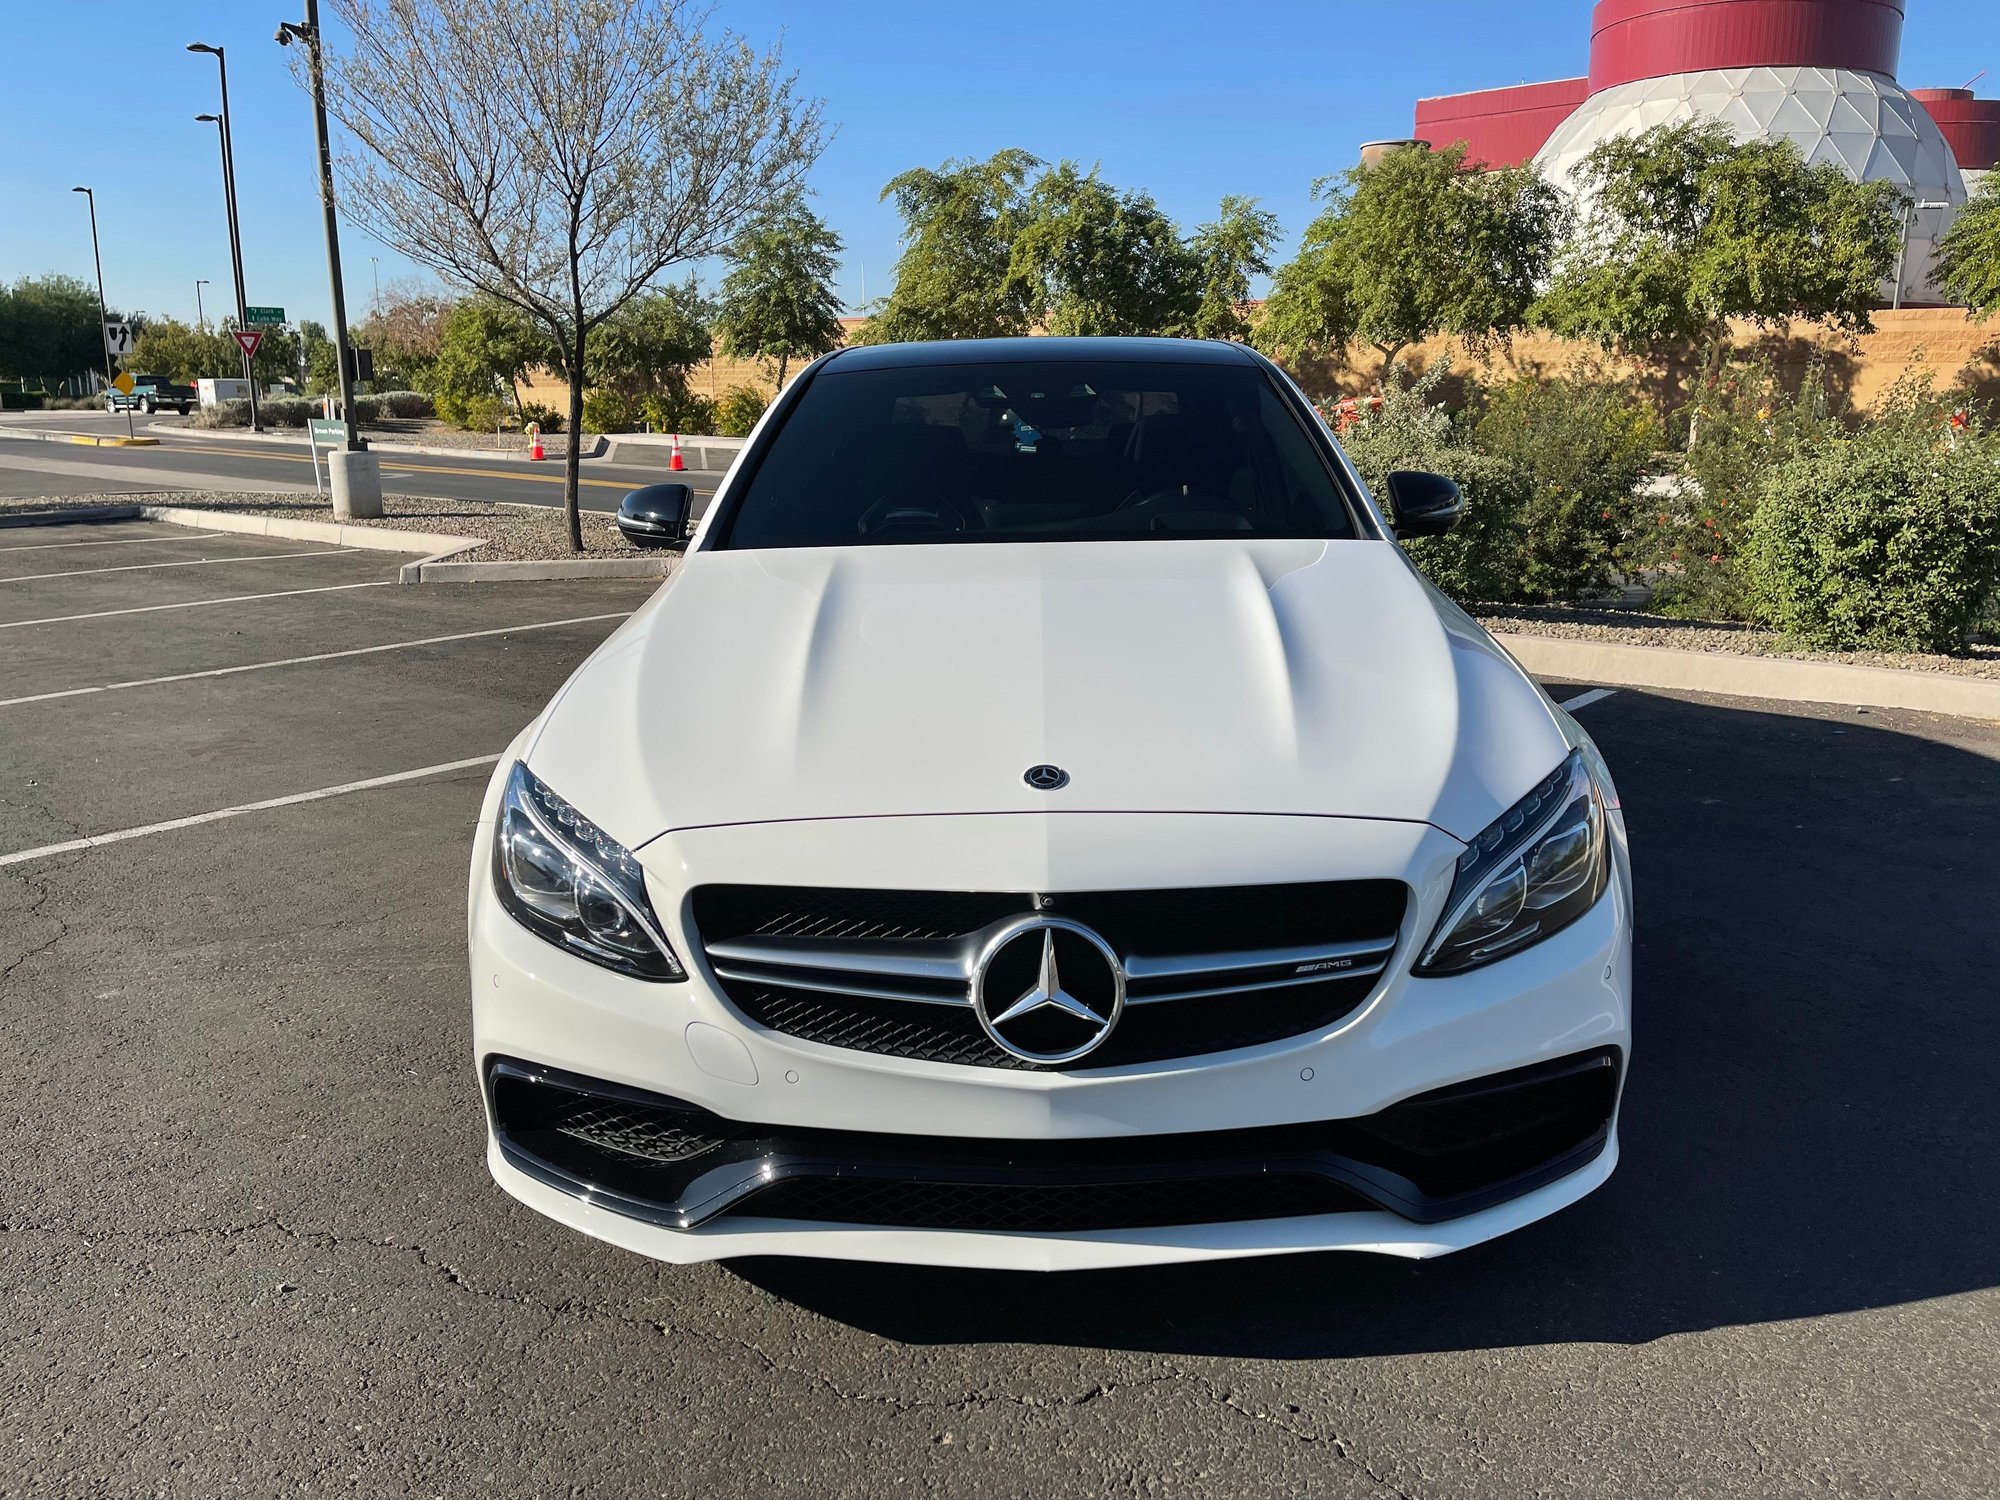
[
  {"left": 690, "top": 881, "right": 1408, "bottom": 1070},
  {"left": 744, "top": 1175, "right": 1369, "bottom": 1233},
  {"left": 485, "top": 1049, "right": 1621, "bottom": 1234}
]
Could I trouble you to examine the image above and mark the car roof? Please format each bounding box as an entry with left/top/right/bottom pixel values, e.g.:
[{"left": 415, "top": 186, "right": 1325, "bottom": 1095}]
[{"left": 824, "top": 337, "right": 1260, "bottom": 372}]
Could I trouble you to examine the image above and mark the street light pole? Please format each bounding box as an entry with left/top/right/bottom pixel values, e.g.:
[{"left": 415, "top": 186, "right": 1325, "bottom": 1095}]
[
  {"left": 196, "top": 279, "right": 210, "bottom": 333},
  {"left": 189, "top": 45, "right": 261, "bottom": 432},
  {"left": 279, "top": 1, "right": 380, "bottom": 518},
  {"left": 70, "top": 187, "right": 133, "bottom": 439}
]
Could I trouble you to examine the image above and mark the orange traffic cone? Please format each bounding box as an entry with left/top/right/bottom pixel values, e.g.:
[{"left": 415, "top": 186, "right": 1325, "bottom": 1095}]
[
  {"left": 669, "top": 433, "right": 686, "bottom": 472},
  {"left": 527, "top": 423, "right": 545, "bottom": 462}
]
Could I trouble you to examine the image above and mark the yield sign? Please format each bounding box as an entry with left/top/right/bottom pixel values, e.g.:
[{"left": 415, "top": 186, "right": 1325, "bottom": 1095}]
[{"left": 233, "top": 330, "right": 265, "bottom": 359}]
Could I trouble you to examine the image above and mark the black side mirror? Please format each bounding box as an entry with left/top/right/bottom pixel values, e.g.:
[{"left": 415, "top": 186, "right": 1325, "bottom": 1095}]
[
  {"left": 616, "top": 483, "right": 694, "bottom": 549},
  {"left": 1385, "top": 470, "right": 1464, "bottom": 538}
]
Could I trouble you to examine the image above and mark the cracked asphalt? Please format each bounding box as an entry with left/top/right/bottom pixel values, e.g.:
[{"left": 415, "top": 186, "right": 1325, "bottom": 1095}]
[{"left": 3, "top": 517, "right": 1997, "bottom": 1497}]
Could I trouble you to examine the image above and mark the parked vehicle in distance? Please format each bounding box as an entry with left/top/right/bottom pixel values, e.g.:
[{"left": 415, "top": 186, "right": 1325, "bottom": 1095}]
[
  {"left": 107, "top": 375, "right": 195, "bottom": 416},
  {"left": 469, "top": 337, "right": 1634, "bottom": 1272}
]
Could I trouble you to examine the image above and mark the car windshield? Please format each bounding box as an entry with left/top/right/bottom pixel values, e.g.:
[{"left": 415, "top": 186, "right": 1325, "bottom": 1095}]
[{"left": 716, "top": 358, "right": 1360, "bottom": 548}]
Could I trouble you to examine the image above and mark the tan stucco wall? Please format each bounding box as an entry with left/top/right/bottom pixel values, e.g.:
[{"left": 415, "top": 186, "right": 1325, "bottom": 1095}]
[{"left": 1301, "top": 307, "right": 2000, "bottom": 412}]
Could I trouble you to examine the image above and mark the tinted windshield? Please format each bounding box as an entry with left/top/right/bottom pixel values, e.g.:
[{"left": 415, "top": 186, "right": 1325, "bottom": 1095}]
[{"left": 716, "top": 359, "right": 1359, "bottom": 549}]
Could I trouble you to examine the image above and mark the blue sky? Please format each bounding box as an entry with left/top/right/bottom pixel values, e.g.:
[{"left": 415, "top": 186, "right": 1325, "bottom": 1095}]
[{"left": 4, "top": 1, "right": 1997, "bottom": 329}]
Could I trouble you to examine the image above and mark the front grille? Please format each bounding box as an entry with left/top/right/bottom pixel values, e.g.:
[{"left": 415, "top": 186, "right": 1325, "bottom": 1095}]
[
  {"left": 485, "top": 1049, "right": 1621, "bottom": 1234},
  {"left": 745, "top": 1175, "right": 1368, "bottom": 1233},
  {"left": 690, "top": 881, "right": 1408, "bottom": 1071}
]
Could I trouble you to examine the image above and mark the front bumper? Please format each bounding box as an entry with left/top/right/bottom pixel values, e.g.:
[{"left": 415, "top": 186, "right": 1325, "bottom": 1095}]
[{"left": 469, "top": 780, "right": 1633, "bottom": 1270}]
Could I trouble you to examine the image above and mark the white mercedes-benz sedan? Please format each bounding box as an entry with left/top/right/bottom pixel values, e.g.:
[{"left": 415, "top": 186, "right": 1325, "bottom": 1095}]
[{"left": 469, "top": 337, "right": 1632, "bottom": 1272}]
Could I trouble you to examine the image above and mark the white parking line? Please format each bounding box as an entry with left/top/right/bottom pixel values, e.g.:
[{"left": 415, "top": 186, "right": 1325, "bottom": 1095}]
[
  {"left": 1559, "top": 688, "right": 1619, "bottom": 711},
  {"left": 0, "top": 530, "right": 229, "bottom": 553},
  {"left": 0, "top": 612, "right": 633, "bottom": 708},
  {"left": 0, "top": 754, "right": 502, "bottom": 869},
  {"left": 0, "top": 546, "right": 358, "bottom": 585},
  {"left": 0, "top": 579, "right": 393, "bottom": 631}
]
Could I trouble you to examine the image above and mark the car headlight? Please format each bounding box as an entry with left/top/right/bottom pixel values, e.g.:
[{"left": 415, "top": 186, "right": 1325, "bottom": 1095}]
[
  {"left": 492, "top": 761, "right": 685, "bottom": 981},
  {"left": 1416, "top": 749, "right": 1609, "bottom": 976}
]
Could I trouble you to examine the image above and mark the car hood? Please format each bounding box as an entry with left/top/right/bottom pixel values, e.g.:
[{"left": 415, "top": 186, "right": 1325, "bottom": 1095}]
[{"left": 526, "top": 539, "right": 1568, "bottom": 846}]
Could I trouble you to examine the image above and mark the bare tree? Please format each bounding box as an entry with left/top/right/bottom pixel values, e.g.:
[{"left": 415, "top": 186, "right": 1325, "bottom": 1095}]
[{"left": 319, "top": 0, "right": 824, "bottom": 548}]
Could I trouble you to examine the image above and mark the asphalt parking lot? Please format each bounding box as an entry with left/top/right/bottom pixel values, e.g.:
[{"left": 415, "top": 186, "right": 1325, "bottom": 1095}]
[{"left": 3, "top": 516, "right": 1995, "bottom": 1498}]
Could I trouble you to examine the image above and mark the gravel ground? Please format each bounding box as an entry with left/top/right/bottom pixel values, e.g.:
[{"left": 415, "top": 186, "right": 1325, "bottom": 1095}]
[
  {"left": 1479, "top": 604, "right": 2000, "bottom": 680},
  {"left": 0, "top": 490, "right": 657, "bottom": 562}
]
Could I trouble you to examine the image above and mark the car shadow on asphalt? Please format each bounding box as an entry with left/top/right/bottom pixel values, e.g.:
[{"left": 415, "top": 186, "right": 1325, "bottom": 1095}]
[{"left": 730, "top": 690, "right": 2000, "bottom": 1357}]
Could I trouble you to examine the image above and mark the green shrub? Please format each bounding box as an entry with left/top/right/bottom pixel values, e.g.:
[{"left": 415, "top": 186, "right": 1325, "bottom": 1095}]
[
  {"left": 643, "top": 389, "right": 716, "bottom": 436},
  {"left": 583, "top": 387, "right": 644, "bottom": 433},
  {"left": 1472, "top": 366, "right": 1661, "bottom": 601},
  {"left": 1341, "top": 366, "right": 1536, "bottom": 604},
  {"left": 375, "top": 390, "right": 435, "bottom": 419},
  {"left": 519, "top": 400, "right": 565, "bottom": 434},
  {"left": 0, "top": 390, "right": 45, "bottom": 410},
  {"left": 714, "top": 385, "right": 770, "bottom": 438},
  {"left": 1742, "top": 411, "right": 2000, "bottom": 653},
  {"left": 456, "top": 394, "right": 509, "bottom": 432},
  {"left": 1635, "top": 357, "right": 1845, "bottom": 618}
]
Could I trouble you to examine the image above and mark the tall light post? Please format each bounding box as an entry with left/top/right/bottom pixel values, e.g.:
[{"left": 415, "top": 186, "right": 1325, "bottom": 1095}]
[
  {"left": 278, "top": 1, "right": 380, "bottom": 518},
  {"left": 195, "top": 278, "right": 210, "bottom": 333},
  {"left": 370, "top": 255, "right": 380, "bottom": 308},
  {"left": 70, "top": 187, "right": 133, "bottom": 439},
  {"left": 188, "top": 45, "right": 261, "bottom": 432}
]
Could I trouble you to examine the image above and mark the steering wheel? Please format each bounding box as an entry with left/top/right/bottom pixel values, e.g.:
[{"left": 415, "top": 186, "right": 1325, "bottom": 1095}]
[
  {"left": 857, "top": 493, "right": 978, "bottom": 537},
  {"left": 1115, "top": 484, "right": 1234, "bottom": 515}
]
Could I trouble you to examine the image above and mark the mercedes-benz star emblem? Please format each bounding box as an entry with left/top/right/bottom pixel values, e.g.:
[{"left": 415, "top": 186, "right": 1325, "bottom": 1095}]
[
  {"left": 970, "top": 916, "right": 1124, "bottom": 1064},
  {"left": 1023, "top": 764, "right": 1069, "bottom": 791}
]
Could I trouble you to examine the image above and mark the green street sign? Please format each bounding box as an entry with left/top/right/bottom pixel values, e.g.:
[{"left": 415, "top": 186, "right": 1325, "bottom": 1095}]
[
  {"left": 245, "top": 305, "right": 286, "bottom": 326},
  {"left": 309, "top": 418, "right": 348, "bottom": 446}
]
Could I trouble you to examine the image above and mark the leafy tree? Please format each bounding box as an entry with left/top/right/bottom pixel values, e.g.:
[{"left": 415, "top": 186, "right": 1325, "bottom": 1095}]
[
  {"left": 1188, "top": 195, "right": 1279, "bottom": 341},
  {"left": 1932, "top": 174, "right": 2000, "bottom": 313},
  {"left": 299, "top": 320, "right": 339, "bottom": 394},
  {"left": 0, "top": 274, "right": 118, "bottom": 389},
  {"left": 862, "top": 149, "right": 1040, "bottom": 342},
  {"left": 1006, "top": 162, "right": 1200, "bottom": 336},
  {"left": 189, "top": 317, "right": 305, "bottom": 391},
  {"left": 321, "top": 0, "right": 825, "bottom": 548},
  {"left": 128, "top": 317, "right": 236, "bottom": 383},
  {"left": 1258, "top": 142, "right": 1562, "bottom": 370},
  {"left": 431, "top": 298, "right": 553, "bottom": 425},
  {"left": 354, "top": 283, "right": 451, "bottom": 391},
  {"left": 589, "top": 281, "right": 714, "bottom": 428},
  {"left": 1534, "top": 121, "right": 1902, "bottom": 357},
  {"left": 716, "top": 193, "right": 845, "bottom": 388}
]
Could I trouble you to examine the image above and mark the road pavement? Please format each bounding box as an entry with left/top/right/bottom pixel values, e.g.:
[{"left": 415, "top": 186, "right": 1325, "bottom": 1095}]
[
  {"left": 1, "top": 518, "right": 1995, "bottom": 1498},
  {"left": 0, "top": 410, "right": 724, "bottom": 513}
]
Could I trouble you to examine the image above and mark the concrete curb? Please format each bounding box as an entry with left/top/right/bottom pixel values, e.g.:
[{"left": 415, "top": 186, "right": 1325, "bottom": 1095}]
[
  {"left": 0, "top": 505, "right": 144, "bottom": 529},
  {"left": 0, "top": 499, "right": 670, "bottom": 584},
  {"left": 605, "top": 434, "right": 743, "bottom": 470},
  {"left": 133, "top": 504, "right": 477, "bottom": 558},
  {"left": 1494, "top": 631, "right": 2000, "bottom": 722},
  {"left": 147, "top": 422, "right": 610, "bottom": 462},
  {"left": 404, "top": 554, "right": 675, "bottom": 583},
  {"left": 0, "top": 428, "right": 159, "bottom": 448}
]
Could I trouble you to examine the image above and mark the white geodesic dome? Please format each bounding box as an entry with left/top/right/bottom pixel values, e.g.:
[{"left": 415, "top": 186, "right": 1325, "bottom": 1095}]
[{"left": 1534, "top": 66, "right": 1967, "bottom": 304}]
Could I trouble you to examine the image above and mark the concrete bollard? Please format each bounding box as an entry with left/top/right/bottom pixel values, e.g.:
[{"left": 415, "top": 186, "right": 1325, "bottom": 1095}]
[{"left": 329, "top": 448, "right": 383, "bottom": 521}]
